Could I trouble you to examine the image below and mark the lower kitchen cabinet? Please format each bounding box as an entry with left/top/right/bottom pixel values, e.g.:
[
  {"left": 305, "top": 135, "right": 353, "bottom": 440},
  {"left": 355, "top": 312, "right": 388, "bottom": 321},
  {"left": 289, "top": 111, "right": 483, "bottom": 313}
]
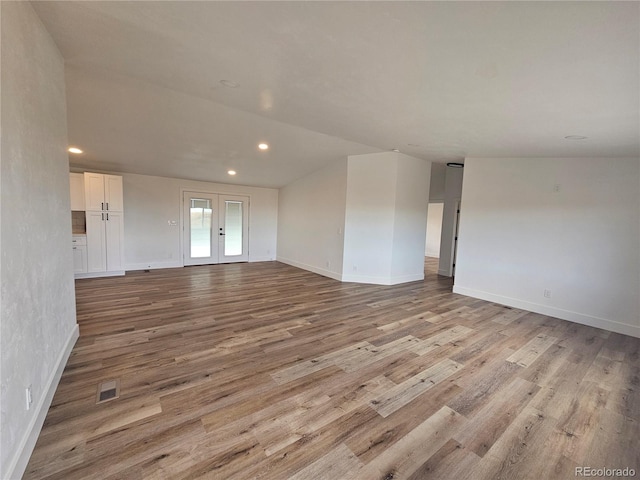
[
  {"left": 85, "top": 210, "right": 125, "bottom": 274},
  {"left": 72, "top": 235, "right": 88, "bottom": 274}
]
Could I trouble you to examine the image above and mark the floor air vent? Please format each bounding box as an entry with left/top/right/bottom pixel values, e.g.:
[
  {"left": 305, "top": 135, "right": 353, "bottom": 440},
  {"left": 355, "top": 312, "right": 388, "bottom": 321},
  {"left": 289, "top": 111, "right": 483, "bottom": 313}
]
[{"left": 96, "top": 379, "right": 120, "bottom": 404}]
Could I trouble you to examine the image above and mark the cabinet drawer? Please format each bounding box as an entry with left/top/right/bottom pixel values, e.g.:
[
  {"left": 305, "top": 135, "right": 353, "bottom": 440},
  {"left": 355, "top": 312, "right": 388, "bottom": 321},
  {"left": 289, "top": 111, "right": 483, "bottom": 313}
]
[{"left": 72, "top": 235, "right": 87, "bottom": 246}]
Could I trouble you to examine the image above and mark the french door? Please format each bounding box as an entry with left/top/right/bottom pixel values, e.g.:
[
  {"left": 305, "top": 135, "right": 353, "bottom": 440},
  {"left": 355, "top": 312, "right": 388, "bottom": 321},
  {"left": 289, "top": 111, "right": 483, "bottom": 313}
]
[{"left": 182, "top": 192, "right": 249, "bottom": 265}]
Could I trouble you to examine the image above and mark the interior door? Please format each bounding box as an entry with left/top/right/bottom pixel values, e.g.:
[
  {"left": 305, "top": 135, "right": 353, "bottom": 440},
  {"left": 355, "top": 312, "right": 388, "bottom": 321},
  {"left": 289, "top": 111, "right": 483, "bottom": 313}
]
[
  {"left": 183, "top": 192, "right": 249, "bottom": 265},
  {"left": 218, "top": 195, "right": 249, "bottom": 263},
  {"left": 183, "top": 192, "right": 219, "bottom": 266}
]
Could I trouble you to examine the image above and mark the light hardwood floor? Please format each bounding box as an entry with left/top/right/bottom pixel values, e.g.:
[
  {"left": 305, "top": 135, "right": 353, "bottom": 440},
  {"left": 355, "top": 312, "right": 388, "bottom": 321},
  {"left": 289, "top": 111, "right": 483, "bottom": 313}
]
[{"left": 25, "top": 259, "right": 639, "bottom": 479}]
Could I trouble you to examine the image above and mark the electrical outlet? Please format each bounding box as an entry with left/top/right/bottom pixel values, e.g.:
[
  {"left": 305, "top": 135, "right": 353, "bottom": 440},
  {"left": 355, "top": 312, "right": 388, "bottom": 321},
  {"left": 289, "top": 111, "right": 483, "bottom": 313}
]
[
  {"left": 326, "top": 261, "right": 330, "bottom": 268},
  {"left": 353, "top": 265, "right": 357, "bottom": 272},
  {"left": 544, "top": 289, "right": 552, "bottom": 299},
  {"left": 25, "top": 385, "right": 32, "bottom": 410}
]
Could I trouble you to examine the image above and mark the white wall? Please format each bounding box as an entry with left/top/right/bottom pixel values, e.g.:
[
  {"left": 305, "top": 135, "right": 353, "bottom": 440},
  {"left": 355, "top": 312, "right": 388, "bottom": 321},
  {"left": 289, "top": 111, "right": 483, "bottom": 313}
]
[
  {"left": 342, "top": 152, "right": 431, "bottom": 285},
  {"left": 438, "top": 165, "right": 464, "bottom": 276},
  {"left": 121, "top": 173, "right": 279, "bottom": 270},
  {"left": 391, "top": 156, "right": 431, "bottom": 280},
  {"left": 426, "top": 203, "right": 444, "bottom": 257},
  {"left": 277, "top": 160, "right": 348, "bottom": 279},
  {"left": 454, "top": 157, "right": 640, "bottom": 338},
  {"left": 342, "top": 153, "right": 397, "bottom": 283},
  {"left": 429, "top": 162, "right": 446, "bottom": 202},
  {"left": 0, "top": 3, "right": 79, "bottom": 478}
]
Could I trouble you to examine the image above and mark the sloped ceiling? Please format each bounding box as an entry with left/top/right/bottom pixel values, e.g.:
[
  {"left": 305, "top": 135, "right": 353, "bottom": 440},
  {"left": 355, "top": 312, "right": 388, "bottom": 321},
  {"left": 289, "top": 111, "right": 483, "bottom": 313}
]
[{"left": 32, "top": 1, "right": 639, "bottom": 188}]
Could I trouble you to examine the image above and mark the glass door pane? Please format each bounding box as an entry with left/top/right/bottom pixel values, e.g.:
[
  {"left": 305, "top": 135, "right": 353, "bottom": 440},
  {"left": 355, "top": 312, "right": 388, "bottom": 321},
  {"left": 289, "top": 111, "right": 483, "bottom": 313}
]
[
  {"left": 224, "top": 201, "right": 243, "bottom": 256},
  {"left": 190, "top": 198, "right": 212, "bottom": 258},
  {"left": 218, "top": 195, "right": 249, "bottom": 263},
  {"left": 183, "top": 192, "right": 219, "bottom": 265}
]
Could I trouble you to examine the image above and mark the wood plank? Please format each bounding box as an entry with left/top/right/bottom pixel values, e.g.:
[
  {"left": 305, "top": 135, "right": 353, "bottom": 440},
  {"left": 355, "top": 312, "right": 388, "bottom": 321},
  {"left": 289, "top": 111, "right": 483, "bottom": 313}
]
[
  {"left": 506, "top": 333, "right": 558, "bottom": 368},
  {"left": 407, "top": 325, "right": 474, "bottom": 356},
  {"left": 287, "top": 443, "right": 363, "bottom": 480},
  {"left": 353, "top": 406, "right": 467, "bottom": 479},
  {"left": 369, "top": 359, "right": 462, "bottom": 418},
  {"left": 453, "top": 377, "right": 540, "bottom": 457}
]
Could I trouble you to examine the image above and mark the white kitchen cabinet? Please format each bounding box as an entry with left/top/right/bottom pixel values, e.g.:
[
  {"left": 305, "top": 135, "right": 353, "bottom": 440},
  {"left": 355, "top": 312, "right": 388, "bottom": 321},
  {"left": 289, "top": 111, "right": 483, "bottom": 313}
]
[
  {"left": 82, "top": 173, "right": 125, "bottom": 276},
  {"left": 85, "top": 208, "right": 125, "bottom": 274},
  {"left": 72, "top": 235, "right": 88, "bottom": 274},
  {"left": 84, "top": 173, "right": 123, "bottom": 212},
  {"left": 86, "top": 211, "right": 107, "bottom": 273},
  {"left": 69, "top": 173, "right": 85, "bottom": 210},
  {"left": 105, "top": 211, "right": 125, "bottom": 272}
]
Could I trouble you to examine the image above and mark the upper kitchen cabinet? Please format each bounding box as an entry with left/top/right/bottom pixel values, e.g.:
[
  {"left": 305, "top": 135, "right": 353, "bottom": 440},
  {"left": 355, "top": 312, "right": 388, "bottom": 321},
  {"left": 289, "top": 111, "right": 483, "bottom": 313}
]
[
  {"left": 84, "top": 173, "right": 124, "bottom": 211},
  {"left": 69, "top": 173, "right": 86, "bottom": 210}
]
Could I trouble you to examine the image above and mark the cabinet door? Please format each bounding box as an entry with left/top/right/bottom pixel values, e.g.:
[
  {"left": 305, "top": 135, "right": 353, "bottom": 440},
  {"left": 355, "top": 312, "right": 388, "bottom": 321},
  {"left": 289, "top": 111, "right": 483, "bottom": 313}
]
[
  {"left": 105, "top": 211, "right": 125, "bottom": 271},
  {"left": 69, "top": 173, "right": 85, "bottom": 210},
  {"left": 104, "top": 175, "right": 124, "bottom": 212},
  {"left": 86, "top": 211, "right": 107, "bottom": 272},
  {"left": 84, "top": 173, "right": 106, "bottom": 211},
  {"left": 72, "top": 245, "right": 88, "bottom": 274}
]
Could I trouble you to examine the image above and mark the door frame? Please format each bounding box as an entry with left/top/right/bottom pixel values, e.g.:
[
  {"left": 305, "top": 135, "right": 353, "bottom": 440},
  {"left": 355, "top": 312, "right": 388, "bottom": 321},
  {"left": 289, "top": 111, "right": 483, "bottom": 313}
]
[{"left": 180, "top": 189, "right": 251, "bottom": 266}]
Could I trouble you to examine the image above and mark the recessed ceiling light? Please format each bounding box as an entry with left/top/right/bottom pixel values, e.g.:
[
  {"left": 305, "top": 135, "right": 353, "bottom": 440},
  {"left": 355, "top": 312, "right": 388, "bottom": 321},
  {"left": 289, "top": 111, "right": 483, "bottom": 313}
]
[
  {"left": 258, "top": 143, "right": 269, "bottom": 150},
  {"left": 68, "top": 147, "right": 83, "bottom": 154},
  {"left": 564, "top": 135, "right": 588, "bottom": 140},
  {"left": 392, "top": 149, "right": 400, "bottom": 153},
  {"left": 227, "top": 170, "right": 237, "bottom": 176},
  {"left": 220, "top": 80, "right": 239, "bottom": 88}
]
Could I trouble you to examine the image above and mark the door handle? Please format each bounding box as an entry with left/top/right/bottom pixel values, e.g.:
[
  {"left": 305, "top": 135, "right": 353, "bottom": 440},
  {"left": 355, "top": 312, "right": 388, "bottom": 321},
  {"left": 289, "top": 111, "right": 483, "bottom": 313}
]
[
  {"left": 101, "top": 202, "right": 104, "bottom": 210},
  {"left": 102, "top": 213, "right": 104, "bottom": 221},
  {"left": 219, "top": 233, "right": 225, "bottom": 236},
  {"left": 106, "top": 213, "right": 109, "bottom": 221}
]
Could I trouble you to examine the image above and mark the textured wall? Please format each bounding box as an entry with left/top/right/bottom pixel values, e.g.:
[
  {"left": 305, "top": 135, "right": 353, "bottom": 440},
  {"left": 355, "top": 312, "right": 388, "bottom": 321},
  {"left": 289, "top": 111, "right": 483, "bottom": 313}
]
[{"left": 1, "top": 3, "right": 78, "bottom": 477}]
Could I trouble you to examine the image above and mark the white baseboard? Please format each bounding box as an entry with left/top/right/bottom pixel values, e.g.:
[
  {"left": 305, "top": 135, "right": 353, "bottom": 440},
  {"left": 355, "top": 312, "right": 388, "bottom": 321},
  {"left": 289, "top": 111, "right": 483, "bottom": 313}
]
[
  {"left": 276, "top": 257, "right": 343, "bottom": 281},
  {"left": 125, "top": 261, "right": 182, "bottom": 272},
  {"left": 75, "top": 270, "right": 125, "bottom": 279},
  {"left": 5, "top": 324, "right": 79, "bottom": 480},
  {"left": 126, "top": 259, "right": 275, "bottom": 270},
  {"left": 342, "top": 272, "right": 424, "bottom": 285},
  {"left": 453, "top": 286, "right": 640, "bottom": 338}
]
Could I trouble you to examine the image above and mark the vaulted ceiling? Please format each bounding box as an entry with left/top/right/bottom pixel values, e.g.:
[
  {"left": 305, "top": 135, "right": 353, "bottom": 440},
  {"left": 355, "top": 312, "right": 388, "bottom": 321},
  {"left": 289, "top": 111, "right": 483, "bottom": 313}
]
[{"left": 32, "top": 1, "right": 639, "bottom": 188}]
